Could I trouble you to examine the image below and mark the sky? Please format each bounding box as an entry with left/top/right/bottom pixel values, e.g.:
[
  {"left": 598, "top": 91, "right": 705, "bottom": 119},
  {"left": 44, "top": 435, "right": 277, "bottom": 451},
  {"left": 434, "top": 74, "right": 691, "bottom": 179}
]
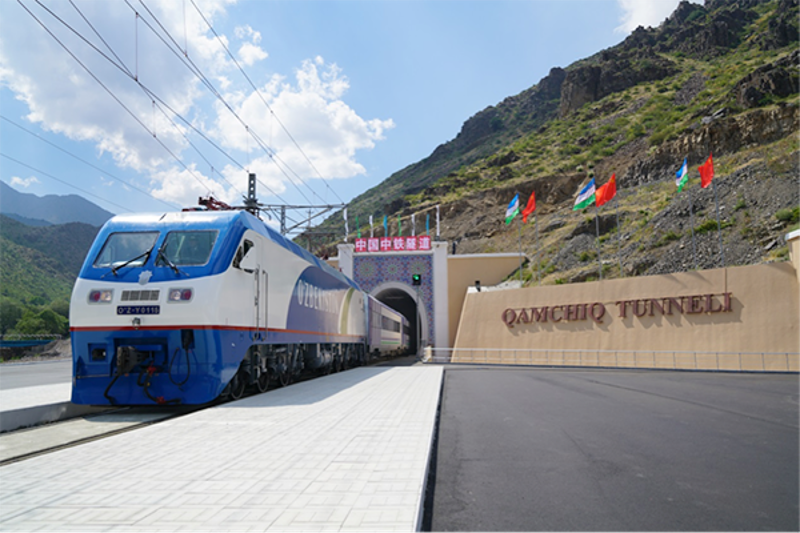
[{"left": 0, "top": 0, "right": 695, "bottom": 231}]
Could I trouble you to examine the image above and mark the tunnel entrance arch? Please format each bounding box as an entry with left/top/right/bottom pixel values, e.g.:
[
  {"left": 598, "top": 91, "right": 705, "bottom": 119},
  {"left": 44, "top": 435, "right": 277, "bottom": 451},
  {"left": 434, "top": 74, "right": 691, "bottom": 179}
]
[{"left": 372, "top": 282, "right": 429, "bottom": 354}]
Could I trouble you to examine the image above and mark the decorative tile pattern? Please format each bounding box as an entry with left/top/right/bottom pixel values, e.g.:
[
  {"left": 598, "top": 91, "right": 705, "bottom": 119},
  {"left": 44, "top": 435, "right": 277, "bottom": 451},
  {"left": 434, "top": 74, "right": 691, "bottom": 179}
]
[{"left": 354, "top": 254, "right": 434, "bottom": 344}]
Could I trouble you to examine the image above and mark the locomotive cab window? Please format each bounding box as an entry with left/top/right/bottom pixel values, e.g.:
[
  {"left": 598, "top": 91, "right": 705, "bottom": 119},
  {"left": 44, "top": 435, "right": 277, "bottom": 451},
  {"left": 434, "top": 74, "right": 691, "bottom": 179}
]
[
  {"left": 93, "top": 232, "right": 159, "bottom": 268},
  {"left": 156, "top": 230, "right": 218, "bottom": 267},
  {"left": 232, "top": 239, "right": 254, "bottom": 269}
]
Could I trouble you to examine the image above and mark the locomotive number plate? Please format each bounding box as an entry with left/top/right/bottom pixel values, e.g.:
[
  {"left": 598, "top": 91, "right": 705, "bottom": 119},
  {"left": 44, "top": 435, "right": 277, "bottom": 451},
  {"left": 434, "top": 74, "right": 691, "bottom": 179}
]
[{"left": 117, "top": 305, "right": 160, "bottom": 315}]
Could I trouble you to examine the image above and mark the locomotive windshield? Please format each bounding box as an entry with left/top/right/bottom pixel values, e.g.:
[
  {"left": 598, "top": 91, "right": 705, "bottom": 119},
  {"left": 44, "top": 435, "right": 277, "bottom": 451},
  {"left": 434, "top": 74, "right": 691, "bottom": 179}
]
[
  {"left": 93, "top": 232, "right": 159, "bottom": 268},
  {"left": 156, "top": 230, "right": 218, "bottom": 266}
]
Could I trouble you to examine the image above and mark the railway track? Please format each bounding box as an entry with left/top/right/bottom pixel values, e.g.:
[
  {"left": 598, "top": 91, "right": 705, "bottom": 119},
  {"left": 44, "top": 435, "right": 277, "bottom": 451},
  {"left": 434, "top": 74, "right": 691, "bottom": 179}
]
[{"left": 0, "top": 405, "right": 205, "bottom": 466}]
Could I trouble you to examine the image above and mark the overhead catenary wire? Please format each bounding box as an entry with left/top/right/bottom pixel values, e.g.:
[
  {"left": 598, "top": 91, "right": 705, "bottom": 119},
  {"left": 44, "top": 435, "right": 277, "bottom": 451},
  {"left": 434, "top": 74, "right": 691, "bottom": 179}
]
[
  {"left": 0, "top": 152, "right": 133, "bottom": 214},
  {"left": 187, "top": 0, "right": 345, "bottom": 206},
  {"left": 1, "top": 115, "right": 181, "bottom": 211},
  {"left": 18, "top": 1, "right": 305, "bottom": 228},
  {"left": 131, "top": 0, "right": 316, "bottom": 207},
  {"left": 18, "top": 0, "right": 215, "bottom": 198},
  {"left": 33, "top": 0, "right": 246, "bottom": 200},
  {"left": 23, "top": 0, "right": 301, "bottom": 225}
]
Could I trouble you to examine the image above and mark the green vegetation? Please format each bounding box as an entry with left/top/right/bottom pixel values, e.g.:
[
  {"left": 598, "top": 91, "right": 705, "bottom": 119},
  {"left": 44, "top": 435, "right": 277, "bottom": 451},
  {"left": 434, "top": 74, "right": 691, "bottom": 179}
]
[
  {"left": 0, "top": 216, "right": 97, "bottom": 336},
  {"left": 775, "top": 207, "right": 800, "bottom": 225},
  {"left": 656, "top": 230, "right": 682, "bottom": 247},
  {"left": 695, "top": 218, "right": 734, "bottom": 234}
]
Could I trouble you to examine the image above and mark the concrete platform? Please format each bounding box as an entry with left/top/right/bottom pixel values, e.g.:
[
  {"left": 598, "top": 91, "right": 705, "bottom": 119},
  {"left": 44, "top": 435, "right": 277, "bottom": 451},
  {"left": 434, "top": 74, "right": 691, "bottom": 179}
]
[
  {"left": 0, "top": 366, "right": 443, "bottom": 531},
  {"left": 0, "top": 383, "right": 107, "bottom": 433}
]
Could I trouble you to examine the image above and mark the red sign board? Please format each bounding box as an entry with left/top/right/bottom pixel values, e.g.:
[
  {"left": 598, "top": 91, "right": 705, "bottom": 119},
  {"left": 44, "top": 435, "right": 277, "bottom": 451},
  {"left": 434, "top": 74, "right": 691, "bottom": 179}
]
[{"left": 355, "top": 235, "right": 432, "bottom": 253}]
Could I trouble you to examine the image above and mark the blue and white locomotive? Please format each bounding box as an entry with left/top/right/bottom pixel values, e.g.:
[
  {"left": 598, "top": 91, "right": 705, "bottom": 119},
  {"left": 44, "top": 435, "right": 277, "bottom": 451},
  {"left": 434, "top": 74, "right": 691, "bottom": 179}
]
[{"left": 70, "top": 209, "right": 409, "bottom": 405}]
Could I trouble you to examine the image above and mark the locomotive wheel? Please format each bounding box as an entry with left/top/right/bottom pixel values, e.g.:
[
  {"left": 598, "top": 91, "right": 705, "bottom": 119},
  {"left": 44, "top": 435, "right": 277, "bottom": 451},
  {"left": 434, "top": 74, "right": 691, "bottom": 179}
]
[
  {"left": 229, "top": 370, "right": 246, "bottom": 400},
  {"left": 255, "top": 369, "right": 269, "bottom": 393}
]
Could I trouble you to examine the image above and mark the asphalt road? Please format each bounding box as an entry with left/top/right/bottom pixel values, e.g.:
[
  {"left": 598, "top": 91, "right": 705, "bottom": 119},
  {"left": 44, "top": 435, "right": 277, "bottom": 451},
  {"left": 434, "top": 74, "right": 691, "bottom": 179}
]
[
  {"left": 427, "top": 367, "right": 799, "bottom": 531},
  {"left": 0, "top": 358, "right": 71, "bottom": 390}
]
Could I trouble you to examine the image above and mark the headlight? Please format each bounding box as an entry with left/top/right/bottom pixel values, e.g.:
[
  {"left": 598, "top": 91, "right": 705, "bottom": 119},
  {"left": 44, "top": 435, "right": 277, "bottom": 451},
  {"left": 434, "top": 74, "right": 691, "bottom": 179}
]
[
  {"left": 168, "top": 288, "right": 193, "bottom": 302},
  {"left": 88, "top": 289, "right": 113, "bottom": 303}
]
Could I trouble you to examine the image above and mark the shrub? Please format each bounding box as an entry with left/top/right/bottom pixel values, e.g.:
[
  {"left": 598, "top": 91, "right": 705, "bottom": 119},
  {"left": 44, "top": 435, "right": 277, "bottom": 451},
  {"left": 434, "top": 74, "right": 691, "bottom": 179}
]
[{"left": 775, "top": 207, "right": 800, "bottom": 225}]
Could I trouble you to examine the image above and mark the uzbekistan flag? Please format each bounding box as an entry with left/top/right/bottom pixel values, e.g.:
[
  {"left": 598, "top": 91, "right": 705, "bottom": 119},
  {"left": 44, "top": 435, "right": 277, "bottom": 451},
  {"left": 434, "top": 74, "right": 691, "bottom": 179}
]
[
  {"left": 505, "top": 193, "right": 520, "bottom": 225},
  {"left": 676, "top": 158, "right": 689, "bottom": 193},
  {"left": 572, "top": 179, "right": 596, "bottom": 211}
]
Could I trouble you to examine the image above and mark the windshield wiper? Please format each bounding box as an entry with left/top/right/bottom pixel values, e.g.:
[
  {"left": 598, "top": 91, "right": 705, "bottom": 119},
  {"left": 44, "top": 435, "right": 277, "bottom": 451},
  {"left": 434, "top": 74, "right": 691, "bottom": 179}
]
[
  {"left": 102, "top": 246, "right": 155, "bottom": 278},
  {"left": 157, "top": 248, "right": 188, "bottom": 277}
]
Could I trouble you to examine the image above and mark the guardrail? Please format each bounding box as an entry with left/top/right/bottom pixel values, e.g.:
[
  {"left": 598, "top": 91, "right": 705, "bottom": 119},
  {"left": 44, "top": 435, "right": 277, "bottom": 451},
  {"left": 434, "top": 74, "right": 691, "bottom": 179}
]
[
  {"left": 422, "top": 347, "right": 799, "bottom": 373},
  {"left": 0, "top": 334, "right": 62, "bottom": 349}
]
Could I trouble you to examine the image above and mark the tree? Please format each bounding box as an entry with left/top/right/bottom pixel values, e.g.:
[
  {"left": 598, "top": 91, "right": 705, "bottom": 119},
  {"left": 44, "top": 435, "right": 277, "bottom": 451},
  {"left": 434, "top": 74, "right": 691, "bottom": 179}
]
[{"left": 0, "top": 298, "right": 23, "bottom": 335}]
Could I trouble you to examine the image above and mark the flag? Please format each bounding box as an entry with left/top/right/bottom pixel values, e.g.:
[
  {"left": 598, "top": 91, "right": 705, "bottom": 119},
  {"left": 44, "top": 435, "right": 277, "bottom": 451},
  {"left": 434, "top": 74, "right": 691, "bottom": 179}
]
[
  {"left": 411, "top": 213, "right": 416, "bottom": 237},
  {"left": 426, "top": 213, "right": 430, "bottom": 235},
  {"left": 356, "top": 215, "right": 361, "bottom": 238},
  {"left": 369, "top": 215, "right": 374, "bottom": 237},
  {"left": 676, "top": 158, "right": 688, "bottom": 193},
  {"left": 398, "top": 214, "right": 402, "bottom": 236},
  {"left": 436, "top": 205, "right": 440, "bottom": 237},
  {"left": 522, "top": 191, "right": 536, "bottom": 223},
  {"left": 505, "top": 193, "right": 520, "bottom": 225},
  {"left": 572, "top": 179, "right": 596, "bottom": 211},
  {"left": 699, "top": 153, "right": 714, "bottom": 189},
  {"left": 343, "top": 208, "right": 348, "bottom": 242},
  {"left": 383, "top": 215, "right": 387, "bottom": 235},
  {"left": 596, "top": 174, "right": 617, "bottom": 207}
]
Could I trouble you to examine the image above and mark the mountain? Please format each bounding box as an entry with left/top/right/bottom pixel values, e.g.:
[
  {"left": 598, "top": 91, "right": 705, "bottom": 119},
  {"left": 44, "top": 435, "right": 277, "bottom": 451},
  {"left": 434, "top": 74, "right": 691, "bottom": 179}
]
[
  {"left": 0, "top": 214, "right": 99, "bottom": 307},
  {"left": 308, "top": 0, "right": 798, "bottom": 283},
  {"left": 0, "top": 180, "right": 114, "bottom": 227}
]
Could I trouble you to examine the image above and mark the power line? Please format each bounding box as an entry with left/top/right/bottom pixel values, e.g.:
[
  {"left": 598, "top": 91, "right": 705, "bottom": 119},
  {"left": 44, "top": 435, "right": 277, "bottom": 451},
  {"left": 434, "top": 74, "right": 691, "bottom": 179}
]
[
  {"left": 18, "top": 1, "right": 307, "bottom": 228},
  {"left": 131, "top": 0, "right": 314, "bottom": 206},
  {"left": 1, "top": 115, "right": 181, "bottom": 211},
  {"left": 188, "top": 0, "right": 345, "bottom": 205},
  {"left": 1, "top": 152, "right": 133, "bottom": 213},
  {"left": 19, "top": 0, "right": 215, "bottom": 197}
]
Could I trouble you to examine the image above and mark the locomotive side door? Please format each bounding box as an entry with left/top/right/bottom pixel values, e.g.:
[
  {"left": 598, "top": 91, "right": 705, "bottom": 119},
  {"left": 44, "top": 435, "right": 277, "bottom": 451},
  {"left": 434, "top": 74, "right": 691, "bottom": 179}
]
[{"left": 237, "top": 239, "right": 266, "bottom": 340}]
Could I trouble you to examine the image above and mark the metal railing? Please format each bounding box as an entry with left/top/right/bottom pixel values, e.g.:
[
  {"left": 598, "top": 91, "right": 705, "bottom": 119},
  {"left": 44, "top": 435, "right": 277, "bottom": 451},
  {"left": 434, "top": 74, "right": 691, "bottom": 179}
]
[
  {"left": 422, "top": 347, "right": 799, "bottom": 373},
  {"left": 0, "top": 334, "right": 62, "bottom": 349}
]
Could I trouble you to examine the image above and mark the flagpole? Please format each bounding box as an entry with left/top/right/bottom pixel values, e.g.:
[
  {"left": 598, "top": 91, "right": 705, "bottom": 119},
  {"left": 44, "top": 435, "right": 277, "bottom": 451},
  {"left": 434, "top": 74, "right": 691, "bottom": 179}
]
[
  {"left": 535, "top": 213, "right": 540, "bottom": 285},
  {"left": 712, "top": 180, "right": 725, "bottom": 268},
  {"left": 517, "top": 211, "right": 523, "bottom": 285},
  {"left": 615, "top": 194, "right": 622, "bottom": 276},
  {"left": 594, "top": 203, "right": 602, "bottom": 281},
  {"left": 688, "top": 186, "right": 698, "bottom": 270}
]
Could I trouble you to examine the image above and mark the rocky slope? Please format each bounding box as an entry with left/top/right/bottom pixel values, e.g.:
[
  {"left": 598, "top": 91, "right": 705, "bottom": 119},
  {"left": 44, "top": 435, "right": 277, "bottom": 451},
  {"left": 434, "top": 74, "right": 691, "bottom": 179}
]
[{"left": 309, "top": 0, "right": 798, "bottom": 286}]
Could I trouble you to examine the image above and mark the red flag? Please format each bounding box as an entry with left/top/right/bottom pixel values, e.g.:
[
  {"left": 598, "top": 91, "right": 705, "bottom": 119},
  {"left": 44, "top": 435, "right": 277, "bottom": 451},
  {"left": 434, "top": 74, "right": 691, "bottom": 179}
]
[
  {"left": 595, "top": 174, "right": 617, "bottom": 207},
  {"left": 699, "top": 153, "right": 714, "bottom": 189},
  {"left": 522, "top": 191, "right": 536, "bottom": 223}
]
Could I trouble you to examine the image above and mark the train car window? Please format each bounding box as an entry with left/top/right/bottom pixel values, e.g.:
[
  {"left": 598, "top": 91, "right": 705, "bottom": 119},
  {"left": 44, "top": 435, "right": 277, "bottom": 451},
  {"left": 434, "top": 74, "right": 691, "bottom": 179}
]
[
  {"left": 93, "top": 232, "right": 159, "bottom": 268},
  {"left": 157, "top": 230, "right": 218, "bottom": 266},
  {"left": 232, "top": 239, "right": 254, "bottom": 269},
  {"left": 381, "top": 315, "right": 400, "bottom": 332}
]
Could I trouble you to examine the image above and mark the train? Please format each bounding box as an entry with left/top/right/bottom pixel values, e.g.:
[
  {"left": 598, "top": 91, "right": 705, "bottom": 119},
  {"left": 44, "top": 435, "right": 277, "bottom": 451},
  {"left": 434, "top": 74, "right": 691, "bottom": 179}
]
[{"left": 69, "top": 208, "right": 410, "bottom": 406}]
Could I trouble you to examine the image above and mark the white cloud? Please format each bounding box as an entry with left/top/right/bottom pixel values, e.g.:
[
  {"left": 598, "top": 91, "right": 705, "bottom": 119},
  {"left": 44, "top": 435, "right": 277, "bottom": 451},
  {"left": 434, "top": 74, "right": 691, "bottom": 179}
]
[
  {"left": 212, "top": 57, "right": 394, "bottom": 190},
  {"left": 0, "top": 1, "right": 233, "bottom": 173},
  {"left": 10, "top": 175, "right": 40, "bottom": 188},
  {"left": 615, "top": 0, "right": 701, "bottom": 34},
  {"left": 238, "top": 42, "right": 268, "bottom": 66},
  {"left": 0, "top": 1, "right": 392, "bottom": 208},
  {"left": 148, "top": 163, "right": 238, "bottom": 207},
  {"left": 234, "top": 25, "right": 262, "bottom": 44}
]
